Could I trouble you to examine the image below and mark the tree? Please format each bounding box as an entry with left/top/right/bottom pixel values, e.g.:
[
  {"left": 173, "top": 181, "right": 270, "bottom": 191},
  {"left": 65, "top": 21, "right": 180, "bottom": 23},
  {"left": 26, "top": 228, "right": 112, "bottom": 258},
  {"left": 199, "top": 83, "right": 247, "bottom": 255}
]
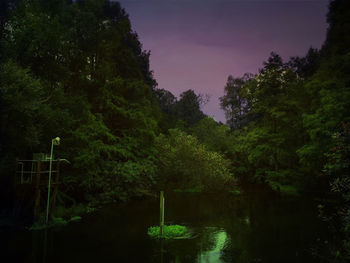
[
  {"left": 220, "top": 73, "right": 254, "bottom": 130},
  {"left": 153, "top": 88, "right": 177, "bottom": 115},
  {"left": 155, "top": 129, "right": 235, "bottom": 192},
  {"left": 0, "top": 61, "right": 45, "bottom": 157},
  {"left": 297, "top": 0, "right": 350, "bottom": 178},
  {"left": 221, "top": 52, "right": 309, "bottom": 190},
  {"left": 288, "top": 47, "right": 321, "bottom": 78},
  {"left": 176, "top": 89, "right": 205, "bottom": 126},
  {"left": 0, "top": 0, "right": 161, "bottom": 203},
  {"left": 190, "top": 116, "right": 231, "bottom": 154}
]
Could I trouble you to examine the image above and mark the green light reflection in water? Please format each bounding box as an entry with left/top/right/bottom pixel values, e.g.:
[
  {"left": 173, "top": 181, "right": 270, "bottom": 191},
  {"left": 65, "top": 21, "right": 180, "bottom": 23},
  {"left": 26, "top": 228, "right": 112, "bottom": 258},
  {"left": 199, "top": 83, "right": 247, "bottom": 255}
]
[{"left": 199, "top": 229, "right": 229, "bottom": 262}]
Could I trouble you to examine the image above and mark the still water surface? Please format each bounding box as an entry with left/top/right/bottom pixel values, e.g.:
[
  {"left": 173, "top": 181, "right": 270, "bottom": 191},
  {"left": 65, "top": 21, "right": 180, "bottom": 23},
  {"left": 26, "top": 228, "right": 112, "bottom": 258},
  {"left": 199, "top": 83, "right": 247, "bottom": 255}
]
[{"left": 3, "top": 193, "right": 331, "bottom": 263}]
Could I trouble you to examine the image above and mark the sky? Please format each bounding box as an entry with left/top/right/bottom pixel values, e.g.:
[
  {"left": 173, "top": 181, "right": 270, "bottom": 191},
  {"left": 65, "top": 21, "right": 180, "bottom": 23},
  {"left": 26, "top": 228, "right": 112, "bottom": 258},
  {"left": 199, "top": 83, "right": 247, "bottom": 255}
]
[{"left": 118, "top": 0, "right": 329, "bottom": 122}]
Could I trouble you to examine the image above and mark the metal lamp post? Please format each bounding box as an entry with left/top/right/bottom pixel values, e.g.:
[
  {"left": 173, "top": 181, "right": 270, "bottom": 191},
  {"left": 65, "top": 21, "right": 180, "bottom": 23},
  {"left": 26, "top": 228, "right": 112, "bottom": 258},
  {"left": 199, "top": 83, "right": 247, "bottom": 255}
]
[{"left": 46, "top": 137, "right": 60, "bottom": 224}]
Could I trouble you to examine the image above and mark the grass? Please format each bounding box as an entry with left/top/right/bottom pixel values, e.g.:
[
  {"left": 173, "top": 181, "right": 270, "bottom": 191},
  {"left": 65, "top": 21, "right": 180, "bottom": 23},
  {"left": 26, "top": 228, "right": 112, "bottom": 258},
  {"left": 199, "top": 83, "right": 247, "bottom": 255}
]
[{"left": 148, "top": 225, "right": 187, "bottom": 239}]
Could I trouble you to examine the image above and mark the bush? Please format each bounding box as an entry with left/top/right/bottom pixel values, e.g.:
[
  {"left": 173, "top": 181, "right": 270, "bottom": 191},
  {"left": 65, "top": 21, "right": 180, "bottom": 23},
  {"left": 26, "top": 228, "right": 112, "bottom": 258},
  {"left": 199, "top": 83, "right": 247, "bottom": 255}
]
[
  {"left": 148, "top": 225, "right": 187, "bottom": 239},
  {"left": 155, "top": 129, "right": 236, "bottom": 192}
]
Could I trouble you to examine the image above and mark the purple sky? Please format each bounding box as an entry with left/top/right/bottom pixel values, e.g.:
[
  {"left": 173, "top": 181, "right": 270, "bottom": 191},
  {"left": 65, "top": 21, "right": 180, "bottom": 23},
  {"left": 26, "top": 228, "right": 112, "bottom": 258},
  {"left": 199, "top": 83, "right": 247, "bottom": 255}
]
[{"left": 119, "top": 0, "right": 329, "bottom": 122}]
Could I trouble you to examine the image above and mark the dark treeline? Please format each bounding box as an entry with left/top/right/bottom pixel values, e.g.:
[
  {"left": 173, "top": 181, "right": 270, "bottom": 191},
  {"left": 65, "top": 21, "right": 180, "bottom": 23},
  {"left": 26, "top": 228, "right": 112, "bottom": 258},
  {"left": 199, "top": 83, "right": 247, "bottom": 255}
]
[
  {"left": 219, "top": 0, "right": 350, "bottom": 194},
  {"left": 219, "top": 0, "right": 350, "bottom": 259},
  {"left": 0, "top": 0, "right": 234, "bottom": 211},
  {"left": 0, "top": 0, "right": 349, "bottom": 257}
]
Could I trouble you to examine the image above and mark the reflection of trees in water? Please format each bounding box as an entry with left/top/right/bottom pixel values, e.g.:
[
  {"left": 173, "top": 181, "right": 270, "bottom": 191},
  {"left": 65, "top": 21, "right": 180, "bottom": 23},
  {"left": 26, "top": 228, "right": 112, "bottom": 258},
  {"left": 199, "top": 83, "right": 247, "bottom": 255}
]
[
  {"left": 166, "top": 193, "right": 252, "bottom": 226},
  {"left": 157, "top": 193, "right": 255, "bottom": 262},
  {"left": 153, "top": 238, "right": 202, "bottom": 263},
  {"left": 220, "top": 197, "right": 328, "bottom": 263},
  {"left": 153, "top": 227, "right": 231, "bottom": 263},
  {"left": 198, "top": 229, "right": 229, "bottom": 262}
]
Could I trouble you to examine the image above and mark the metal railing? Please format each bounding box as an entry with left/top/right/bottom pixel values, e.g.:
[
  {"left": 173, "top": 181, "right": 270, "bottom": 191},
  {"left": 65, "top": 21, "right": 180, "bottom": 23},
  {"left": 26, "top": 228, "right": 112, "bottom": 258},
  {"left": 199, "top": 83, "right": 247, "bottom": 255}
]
[{"left": 15, "top": 159, "right": 60, "bottom": 185}]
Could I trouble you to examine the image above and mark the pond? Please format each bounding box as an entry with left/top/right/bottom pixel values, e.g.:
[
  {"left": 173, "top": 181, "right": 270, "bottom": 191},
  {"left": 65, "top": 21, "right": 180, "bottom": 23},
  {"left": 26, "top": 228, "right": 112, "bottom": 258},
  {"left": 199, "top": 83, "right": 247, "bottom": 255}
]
[{"left": 2, "top": 193, "right": 334, "bottom": 263}]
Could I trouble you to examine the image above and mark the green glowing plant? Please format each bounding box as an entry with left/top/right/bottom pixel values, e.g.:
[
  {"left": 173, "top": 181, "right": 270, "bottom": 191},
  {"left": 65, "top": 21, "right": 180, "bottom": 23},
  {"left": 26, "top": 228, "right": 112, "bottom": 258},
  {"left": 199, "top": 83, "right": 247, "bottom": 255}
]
[
  {"left": 148, "top": 225, "right": 187, "bottom": 239},
  {"left": 231, "top": 189, "right": 241, "bottom": 195}
]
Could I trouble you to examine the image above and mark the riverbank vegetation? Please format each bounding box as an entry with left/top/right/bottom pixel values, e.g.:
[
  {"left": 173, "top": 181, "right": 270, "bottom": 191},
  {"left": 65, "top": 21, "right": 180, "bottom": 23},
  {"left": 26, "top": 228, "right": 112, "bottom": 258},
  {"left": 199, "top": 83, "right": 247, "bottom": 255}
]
[{"left": 0, "top": 0, "right": 349, "bottom": 259}]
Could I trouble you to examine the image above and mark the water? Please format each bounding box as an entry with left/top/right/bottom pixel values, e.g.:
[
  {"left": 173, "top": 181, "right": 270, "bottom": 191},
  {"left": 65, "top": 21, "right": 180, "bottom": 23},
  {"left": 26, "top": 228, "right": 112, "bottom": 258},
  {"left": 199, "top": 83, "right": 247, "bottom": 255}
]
[{"left": 2, "top": 193, "right": 333, "bottom": 263}]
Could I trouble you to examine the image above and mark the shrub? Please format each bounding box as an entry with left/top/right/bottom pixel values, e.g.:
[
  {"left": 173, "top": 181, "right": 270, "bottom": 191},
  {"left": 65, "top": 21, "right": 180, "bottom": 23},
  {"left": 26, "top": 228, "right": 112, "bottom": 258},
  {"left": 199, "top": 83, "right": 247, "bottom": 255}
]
[
  {"left": 148, "top": 225, "right": 187, "bottom": 239},
  {"left": 155, "top": 129, "right": 236, "bottom": 191}
]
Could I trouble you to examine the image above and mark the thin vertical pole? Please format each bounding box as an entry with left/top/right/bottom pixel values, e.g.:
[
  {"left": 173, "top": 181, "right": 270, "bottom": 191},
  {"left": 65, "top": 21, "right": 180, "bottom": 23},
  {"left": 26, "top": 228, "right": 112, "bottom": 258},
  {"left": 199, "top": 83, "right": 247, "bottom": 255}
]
[
  {"left": 19, "top": 162, "right": 24, "bottom": 184},
  {"left": 50, "top": 160, "right": 60, "bottom": 214},
  {"left": 162, "top": 197, "right": 165, "bottom": 226},
  {"left": 46, "top": 140, "right": 54, "bottom": 224},
  {"left": 30, "top": 161, "right": 34, "bottom": 184},
  {"left": 160, "top": 191, "right": 165, "bottom": 237},
  {"left": 34, "top": 161, "right": 41, "bottom": 222}
]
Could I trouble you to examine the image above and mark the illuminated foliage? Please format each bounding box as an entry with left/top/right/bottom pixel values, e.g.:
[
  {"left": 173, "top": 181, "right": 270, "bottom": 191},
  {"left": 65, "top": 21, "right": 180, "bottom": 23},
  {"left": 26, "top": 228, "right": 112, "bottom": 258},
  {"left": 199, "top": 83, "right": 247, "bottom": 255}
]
[
  {"left": 155, "top": 129, "right": 235, "bottom": 192},
  {"left": 148, "top": 225, "right": 187, "bottom": 239}
]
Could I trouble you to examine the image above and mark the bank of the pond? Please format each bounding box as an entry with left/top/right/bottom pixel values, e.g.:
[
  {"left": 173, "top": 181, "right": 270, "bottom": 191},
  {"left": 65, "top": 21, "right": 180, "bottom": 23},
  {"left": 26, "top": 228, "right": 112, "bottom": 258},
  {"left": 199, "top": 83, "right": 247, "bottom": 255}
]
[
  {"left": 28, "top": 189, "right": 244, "bottom": 230},
  {"left": 3, "top": 183, "right": 329, "bottom": 233}
]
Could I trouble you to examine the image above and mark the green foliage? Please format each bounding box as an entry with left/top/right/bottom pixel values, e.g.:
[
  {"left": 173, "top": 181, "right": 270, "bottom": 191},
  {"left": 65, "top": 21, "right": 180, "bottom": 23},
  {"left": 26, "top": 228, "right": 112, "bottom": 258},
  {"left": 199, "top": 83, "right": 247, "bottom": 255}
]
[
  {"left": 148, "top": 225, "right": 187, "bottom": 239},
  {"left": 0, "top": 0, "right": 160, "bottom": 205},
  {"left": 230, "top": 189, "right": 241, "bottom": 195},
  {"left": 322, "top": 122, "right": 350, "bottom": 261},
  {"left": 0, "top": 61, "right": 46, "bottom": 153},
  {"left": 0, "top": 2, "right": 349, "bottom": 248},
  {"left": 70, "top": 216, "right": 82, "bottom": 222},
  {"left": 220, "top": 73, "right": 255, "bottom": 129},
  {"left": 153, "top": 88, "right": 206, "bottom": 131},
  {"left": 220, "top": 58, "right": 307, "bottom": 190},
  {"left": 175, "top": 89, "right": 205, "bottom": 126},
  {"left": 219, "top": 1, "right": 350, "bottom": 258},
  {"left": 324, "top": 123, "right": 350, "bottom": 200},
  {"left": 190, "top": 117, "right": 232, "bottom": 153},
  {"left": 155, "top": 129, "right": 236, "bottom": 192}
]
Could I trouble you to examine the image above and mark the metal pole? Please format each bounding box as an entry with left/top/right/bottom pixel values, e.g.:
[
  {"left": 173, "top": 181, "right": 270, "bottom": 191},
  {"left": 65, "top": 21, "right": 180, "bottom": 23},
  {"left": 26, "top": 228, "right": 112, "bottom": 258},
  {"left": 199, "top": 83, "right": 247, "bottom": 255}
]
[
  {"left": 46, "top": 139, "right": 54, "bottom": 224},
  {"left": 30, "top": 161, "right": 34, "bottom": 183},
  {"left": 19, "top": 162, "right": 24, "bottom": 184},
  {"left": 160, "top": 191, "right": 165, "bottom": 237}
]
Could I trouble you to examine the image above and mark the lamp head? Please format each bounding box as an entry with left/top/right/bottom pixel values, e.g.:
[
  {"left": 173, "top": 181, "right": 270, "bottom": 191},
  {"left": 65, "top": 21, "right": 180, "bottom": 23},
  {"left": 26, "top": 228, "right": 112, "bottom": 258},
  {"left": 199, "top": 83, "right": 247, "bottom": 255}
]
[{"left": 53, "top": 137, "right": 60, "bottom": 146}]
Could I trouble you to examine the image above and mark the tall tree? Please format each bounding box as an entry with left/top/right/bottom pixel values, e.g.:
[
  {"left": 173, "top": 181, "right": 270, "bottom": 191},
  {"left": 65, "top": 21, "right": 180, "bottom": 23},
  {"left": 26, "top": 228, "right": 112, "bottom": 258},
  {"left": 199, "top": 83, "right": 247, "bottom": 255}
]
[
  {"left": 220, "top": 73, "right": 254, "bottom": 130},
  {"left": 176, "top": 89, "right": 205, "bottom": 126}
]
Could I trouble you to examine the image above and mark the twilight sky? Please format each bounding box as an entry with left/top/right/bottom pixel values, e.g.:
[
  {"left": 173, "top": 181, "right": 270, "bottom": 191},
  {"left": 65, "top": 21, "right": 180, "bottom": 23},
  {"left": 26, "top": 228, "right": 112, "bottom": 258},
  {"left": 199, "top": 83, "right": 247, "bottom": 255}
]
[{"left": 118, "top": 0, "right": 329, "bottom": 122}]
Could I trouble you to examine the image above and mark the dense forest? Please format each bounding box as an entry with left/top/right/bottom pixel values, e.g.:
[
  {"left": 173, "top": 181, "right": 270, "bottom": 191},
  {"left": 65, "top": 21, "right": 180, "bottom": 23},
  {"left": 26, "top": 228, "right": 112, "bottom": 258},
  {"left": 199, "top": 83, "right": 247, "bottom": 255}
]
[{"left": 0, "top": 0, "right": 349, "bottom": 261}]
